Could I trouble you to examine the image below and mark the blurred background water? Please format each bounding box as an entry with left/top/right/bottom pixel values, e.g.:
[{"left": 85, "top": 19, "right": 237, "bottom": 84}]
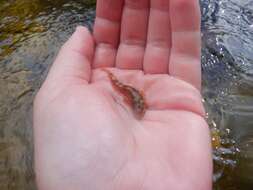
[{"left": 0, "top": 0, "right": 252, "bottom": 189}]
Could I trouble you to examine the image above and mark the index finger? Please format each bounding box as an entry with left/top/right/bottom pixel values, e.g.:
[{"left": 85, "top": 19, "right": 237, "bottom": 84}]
[{"left": 93, "top": 0, "right": 124, "bottom": 68}]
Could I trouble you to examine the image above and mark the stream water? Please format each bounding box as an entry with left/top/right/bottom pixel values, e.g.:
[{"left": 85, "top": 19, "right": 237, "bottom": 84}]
[{"left": 0, "top": 0, "right": 252, "bottom": 189}]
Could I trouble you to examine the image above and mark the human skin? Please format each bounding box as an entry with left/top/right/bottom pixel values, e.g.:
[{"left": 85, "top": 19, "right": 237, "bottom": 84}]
[{"left": 33, "top": 0, "right": 213, "bottom": 190}]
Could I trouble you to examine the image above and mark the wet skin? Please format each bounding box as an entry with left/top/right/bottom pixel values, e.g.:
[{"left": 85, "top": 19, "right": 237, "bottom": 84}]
[{"left": 33, "top": 0, "right": 213, "bottom": 190}]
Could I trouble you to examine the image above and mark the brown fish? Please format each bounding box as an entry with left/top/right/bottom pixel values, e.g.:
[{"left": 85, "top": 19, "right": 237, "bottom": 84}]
[{"left": 103, "top": 69, "right": 147, "bottom": 120}]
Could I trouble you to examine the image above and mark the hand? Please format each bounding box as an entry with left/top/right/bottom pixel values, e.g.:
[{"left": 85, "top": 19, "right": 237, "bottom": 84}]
[{"left": 33, "top": 0, "right": 212, "bottom": 190}]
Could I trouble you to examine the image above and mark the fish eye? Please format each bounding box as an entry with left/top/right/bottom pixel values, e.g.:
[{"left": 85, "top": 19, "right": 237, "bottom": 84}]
[{"left": 136, "top": 104, "right": 143, "bottom": 110}]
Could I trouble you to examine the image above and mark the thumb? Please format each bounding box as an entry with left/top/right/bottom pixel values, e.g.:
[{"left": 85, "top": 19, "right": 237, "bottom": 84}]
[{"left": 47, "top": 26, "right": 94, "bottom": 85}]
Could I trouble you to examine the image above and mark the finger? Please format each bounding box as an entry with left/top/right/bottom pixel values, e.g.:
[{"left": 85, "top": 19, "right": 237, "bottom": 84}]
[
  {"left": 143, "top": 0, "right": 171, "bottom": 74},
  {"left": 47, "top": 26, "right": 94, "bottom": 85},
  {"left": 169, "top": 0, "right": 201, "bottom": 90},
  {"left": 116, "top": 0, "right": 150, "bottom": 70},
  {"left": 93, "top": 0, "right": 124, "bottom": 68}
]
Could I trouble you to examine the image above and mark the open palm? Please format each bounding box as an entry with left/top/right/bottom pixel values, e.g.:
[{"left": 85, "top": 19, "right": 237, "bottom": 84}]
[{"left": 34, "top": 0, "right": 212, "bottom": 190}]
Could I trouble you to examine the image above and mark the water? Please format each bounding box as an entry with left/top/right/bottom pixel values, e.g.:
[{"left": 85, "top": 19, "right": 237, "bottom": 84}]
[
  {"left": 201, "top": 0, "right": 253, "bottom": 189},
  {"left": 0, "top": 1, "right": 95, "bottom": 189},
  {"left": 0, "top": 0, "right": 252, "bottom": 189}
]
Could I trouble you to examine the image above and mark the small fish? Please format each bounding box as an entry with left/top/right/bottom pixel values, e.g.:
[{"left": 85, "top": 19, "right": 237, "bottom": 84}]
[{"left": 103, "top": 69, "right": 147, "bottom": 120}]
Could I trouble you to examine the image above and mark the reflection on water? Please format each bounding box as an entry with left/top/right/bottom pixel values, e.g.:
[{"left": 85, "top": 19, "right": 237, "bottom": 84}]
[
  {"left": 0, "top": 0, "right": 252, "bottom": 190},
  {"left": 201, "top": 0, "right": 253, "bottom": 189}
]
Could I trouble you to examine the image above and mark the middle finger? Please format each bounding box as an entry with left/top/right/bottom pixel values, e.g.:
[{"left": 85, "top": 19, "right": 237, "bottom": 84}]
[{"left": 116, "top": 0, "right": 150, "bottom": 70}]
